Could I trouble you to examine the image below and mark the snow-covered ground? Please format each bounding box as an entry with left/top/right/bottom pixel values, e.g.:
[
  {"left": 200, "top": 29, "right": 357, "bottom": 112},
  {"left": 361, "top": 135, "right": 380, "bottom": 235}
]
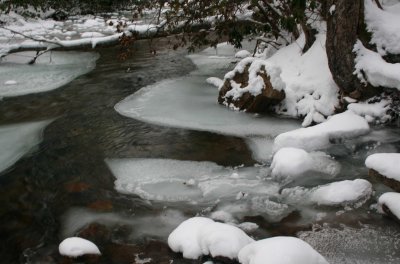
[
  {"left": 0, "top": 51, "right": 99, "bottom": 97},
  {"left": 0, "top": 120, "right": 50, "bottom": 174}
]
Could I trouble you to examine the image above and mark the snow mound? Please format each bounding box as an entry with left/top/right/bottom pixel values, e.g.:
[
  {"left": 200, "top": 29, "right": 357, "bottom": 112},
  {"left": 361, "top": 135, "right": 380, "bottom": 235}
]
[
  {"left": 354, "top": 41, "right": 400, "bottom": 90},
  {"left": 0, "top": 120, "right": 50, "bottom": 174},
  {"left": 81, "top": 31, "right": 105, "bottom": 38},
  {"left": 282, "top": 179, "right": 373, "bottom": 207},
  {"left": 364, "top": 0, "right": 400, "bottom": 55},
  {"left": 311, "top": 179, "right": 372, "bottom": 206},
  {"left": 378, "top": 192, "right": 400, "bottom": 219},
  {"left": 273, "top": 111, "right": 370, "bottom": 152},
  {"left": 235, "top": 50, "right": 252, "bottom": 58},
  {"left": 348, "top": 99, "right": 391, "bottom": 123},
  {"left": 206, "top": 77, "right": 223, "bottom": 88},
  {"left": 59, "top": 237, "right": 101, "bottom": 257},
  {"left": 238, "top": 236, "right": 328, "bottom": 264},
  {"left": 365, "top": 153, "right": 400, "bottom": 182},
  {"left": 106, "top": 158, "right": 280, "bottom": 203},
  {"left": 269, "top": 33, "right": 339, "bottom": 126},
  {"left": 0, "top": 51, "right": 99, "bottom": 97},
  {"left": 168, "top": 217, "right": 254, "bottom": 260},
  {"left": 271, "top": 148, "right": 340, "bottom": 182}
]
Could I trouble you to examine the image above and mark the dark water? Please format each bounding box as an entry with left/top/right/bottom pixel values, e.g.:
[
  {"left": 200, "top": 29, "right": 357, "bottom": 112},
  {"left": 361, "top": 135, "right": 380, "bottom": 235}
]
[
  {"left": 0, "top": 42, "right": 254, "bottom": 263},
  {"left": 1, "top": 40, "right": 400, "bottom": 264}
]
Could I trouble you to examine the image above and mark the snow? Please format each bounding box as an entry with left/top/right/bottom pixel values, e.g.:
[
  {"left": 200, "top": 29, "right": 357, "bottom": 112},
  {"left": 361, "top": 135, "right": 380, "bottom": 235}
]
[
  {"left": 168, "top": 217, "right": 254, "bottom": 259},
  {"left": 271, "top": 148, "right": 340, "bottom": 182},
  {"left": 264, "top": 33, "right": 339, "bottom": 126},
  {"left": 81, "top": 32, "right": 105, "bottom": 38},
  {"left": 354, "top": 41, "right": 400, "bottom": 90},
  {"left": 106, "top": 158, "right": 280, "bottom": 203},
  {"left": 364, "top": 0, "right": 400, "bottom": 55},
  {"left": 378, "top": 192, "right": 400, "bottom": 219},
  {"left": 238, "top": 237, "right": 328, "bottom": 264},
  {"left": 273, "top": 111, "right": 370, "bottom": 152},
  {"left": 365, "top": 153, "right": 400, "bottom": 182},
  {"left": 59, "top": 237, "right": 101, "bottom": 257},
  {"left": 282, "top": 179, "right": 373, "bottom": 207},
  {"left": 348, "top": 99, "right": 391, "bottom": 123},
  {"left": 310, "top": 179, "right": 372, "bottom": 206},
  {"left": 4, "top": 80, "right": 17, "bottom": 85},
  {"left": 206, "top": 77, "right": 223, "bottom": 88},
  {"left": 235, "top": 50, "right": 252, "bottom": 58},
  {"left": 0, "top": 120, "right": 50, "bottom": 174},
  {"left": 0, "top": 51, "right": 99, "bottom": 97}
]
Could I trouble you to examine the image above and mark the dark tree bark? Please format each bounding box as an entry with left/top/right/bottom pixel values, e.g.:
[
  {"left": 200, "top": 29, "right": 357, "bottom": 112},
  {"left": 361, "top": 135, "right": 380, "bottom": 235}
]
[{"left": 326, "top": 0, "right": 364, "bottom": 98}]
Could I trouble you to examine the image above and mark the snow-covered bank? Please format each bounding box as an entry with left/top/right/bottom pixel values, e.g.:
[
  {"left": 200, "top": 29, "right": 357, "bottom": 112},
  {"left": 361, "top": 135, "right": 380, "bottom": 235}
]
[
  {"left": 365, "top": 153, "right": 400, "bottom": 182},
  {"left": 0, "top": 51, "right": 99, "bottom": 97},
  {"left": 0, "top": 120, "right": 50, "bottom": 174}
]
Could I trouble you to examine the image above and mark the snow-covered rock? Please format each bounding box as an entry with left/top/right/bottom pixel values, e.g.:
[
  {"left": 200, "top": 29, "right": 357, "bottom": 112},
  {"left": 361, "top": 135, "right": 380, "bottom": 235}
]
[
  {"left": 206, "top": 77, "right": 223, "bottom": 88},
  {"left": 235, "top": 50, "right": 252, "bottom": 58},
  {"left": 282, "top": 179, "right": 373, "bottom": 207},
  {"left": 273, "top": 111, "right": 370, "bottom": 152},
  {"left": 168, "top": 217, "right": 254, "bottom": 259},
  {"left": 59, "top": 237, "right": 101, "bottom": 258},
  {"left": 238, "top": 236, "right": 328, "bottom": 264},
  {"left": 366, "top": 153, "right": 400, "bottom": 182},
  {"left": 271, "top": 148, "right": 340, "bottom": 182},
  {"left": 310, "top": 179, "right": 372, "bottom": 206},
  {"left": 378, "top": 192, "right": 400, "bottom": 221},
  {"left": 348, "top": 99, "right": 391, "bottom": 123}
]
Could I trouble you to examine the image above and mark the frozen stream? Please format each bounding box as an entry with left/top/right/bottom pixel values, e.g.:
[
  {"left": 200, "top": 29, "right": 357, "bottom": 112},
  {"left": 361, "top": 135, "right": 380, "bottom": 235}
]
[{"left": 0, "top": 41, "right": 400, "bottom": 263}]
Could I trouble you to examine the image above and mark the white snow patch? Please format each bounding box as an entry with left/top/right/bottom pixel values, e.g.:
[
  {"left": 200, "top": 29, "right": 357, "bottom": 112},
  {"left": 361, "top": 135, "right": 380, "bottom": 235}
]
[
  {"left": 378, "top": 192, "right": 400, "bottom": 219},
  {"left": 0, "top": 51, "right": 99, "bottom": 97},
  {"left": 354, "top": 41, "right": 400, "bottom": 90},
  {"left": 348, "top": 99, "right": 391, "bottom": 123},
  {"left": 81, "top": 31, "right": 105, "bottom": 38},
  {"left": 235, "top": 50, "right": 252, "bottom": 59},
  {"left": 271, "top": 148, "right": 340, "bottom": 182},
  {"left": 365, "top": 153, "right": 400, "bottom": 182},
  {"left": 59, "top": 237, "right": 101, "bottom": 258},
  {"left": 4, "top": 80, "right": 17, "bottom": 85},
  {"left": 364, "top": 0, "right": 400, "bottom": 55},
  {"left": 0, "top": 120, "right": 50, "bottom": 174},
  {"left": 206, "top": 77, "right": 223, "bottom": 88},
  {"left": 238, "top": 236, "right": 328, "bottom": 264},
  {"left": 168, "top": 217, "right": 254, "bottom": 259},
  {"left": 273, "top": 111, "right": 370, "bottom": 152}
]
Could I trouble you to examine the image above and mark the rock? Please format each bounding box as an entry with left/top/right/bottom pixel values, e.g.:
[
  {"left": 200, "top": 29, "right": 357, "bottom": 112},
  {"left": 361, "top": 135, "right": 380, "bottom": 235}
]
[
  {"left": 218, "top": 63, "right": 285, "bottom": 113},
  {"left": 369, "top": 169, "right": 400, "bottom": 192}
]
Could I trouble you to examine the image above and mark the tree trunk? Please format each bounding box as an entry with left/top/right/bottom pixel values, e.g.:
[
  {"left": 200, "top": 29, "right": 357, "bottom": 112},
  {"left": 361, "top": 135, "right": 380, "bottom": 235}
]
[{"left": 326, "top": 0, "right": 364, "bottom": 98}]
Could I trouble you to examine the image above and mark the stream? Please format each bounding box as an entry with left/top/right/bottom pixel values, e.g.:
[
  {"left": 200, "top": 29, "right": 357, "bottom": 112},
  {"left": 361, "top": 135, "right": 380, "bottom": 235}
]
[{"left": 1, "top": 39, "right": 400, "bottom": 264}]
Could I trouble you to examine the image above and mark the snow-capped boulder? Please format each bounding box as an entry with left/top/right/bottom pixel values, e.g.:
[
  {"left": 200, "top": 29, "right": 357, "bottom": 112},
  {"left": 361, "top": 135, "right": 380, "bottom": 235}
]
[
  {"left": 218, "top": 58, "right": 285, "bottom": 113},
  {"left": 366, "top": 153, "right": 400, "bottom": 192},
  {"left": 238, "top": 236, "right": 329, "bottom": 264},
  {"left": 59, "top": 237, "right": 101, "bottom": 258},
  {"left": 168, "top": 217, "right": 254, "bottom": 260},
  {"left": 378, "top": 192, "right": 400, "bottom": 223}
]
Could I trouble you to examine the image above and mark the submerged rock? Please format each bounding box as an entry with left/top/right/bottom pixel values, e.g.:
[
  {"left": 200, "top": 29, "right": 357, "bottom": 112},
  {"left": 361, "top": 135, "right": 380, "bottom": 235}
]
[{"left": 218, "top": 62, "right": 285, "bottom": 113}]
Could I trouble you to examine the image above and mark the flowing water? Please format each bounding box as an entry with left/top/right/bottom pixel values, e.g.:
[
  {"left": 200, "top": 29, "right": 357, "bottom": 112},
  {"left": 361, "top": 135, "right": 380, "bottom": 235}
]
[{"left": 1, "top": 40, "right": 400, "bottom": 264}]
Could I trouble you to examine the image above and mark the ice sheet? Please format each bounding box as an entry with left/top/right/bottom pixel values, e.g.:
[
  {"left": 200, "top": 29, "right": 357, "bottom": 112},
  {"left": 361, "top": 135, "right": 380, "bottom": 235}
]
[
  {"left": 0, "top": 120, "right": 50, "bottom": 174},
  {"left": 0, "top": 51, "right": 99, "bottom": 97}
]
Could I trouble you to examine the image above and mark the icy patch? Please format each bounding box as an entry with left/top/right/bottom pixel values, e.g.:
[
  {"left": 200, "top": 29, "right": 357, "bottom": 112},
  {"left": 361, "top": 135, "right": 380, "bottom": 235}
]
[
  {"left": 115, "top": 76, "right": 299, "bottom": 138},
  {"left": 238, "top": 237, "right": 328, "bottom": 264},
  {"left": 299, "top": 224, "right": 400, "bottom": 264},
  {"left": 62, "top": 207, "right": 187, "bottom": 241},
  {"left": 365, "top": 153, "right": 400, "bottom": 182},
  {"left": 282, "top": 179, "right": 373, "bottom": 207},
  {"left": 354, "top": 41, "right": 400, "bottom": 90},
  {"left": 106, "top": 158, "right": 280, "bottom": 203},
  {"left": 59, "top": 237, "right": 101, "bottom": 257},
  {"left": 0, "top": 51, "right": 99, "bottom": 97},
  {"left": 4, "top": 80, "right": 17, "bottom": 85},
  {"left": 0, "top": 120, "right": 50, "bottom": 174},
  {"left": 378, "top": 192, "right": 400, "bottom": 219},
  {"left": 168, "top": 217, "right": 254, "bottom": 260},
  {"left": 271, "top": 148, "right": 340, "bottom": 182},
  {"left": 273, "top": 111, "right": 370, "bottom": 152}
]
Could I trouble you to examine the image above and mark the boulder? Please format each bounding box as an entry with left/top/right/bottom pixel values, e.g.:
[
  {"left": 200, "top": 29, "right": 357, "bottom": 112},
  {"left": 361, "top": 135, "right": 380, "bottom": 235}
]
[
  {"left": 218, "top": 63, "right": 285, "bottom": 113},
  {"left": 369, "top": 169, "right": 400, "bottom": 192}
]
